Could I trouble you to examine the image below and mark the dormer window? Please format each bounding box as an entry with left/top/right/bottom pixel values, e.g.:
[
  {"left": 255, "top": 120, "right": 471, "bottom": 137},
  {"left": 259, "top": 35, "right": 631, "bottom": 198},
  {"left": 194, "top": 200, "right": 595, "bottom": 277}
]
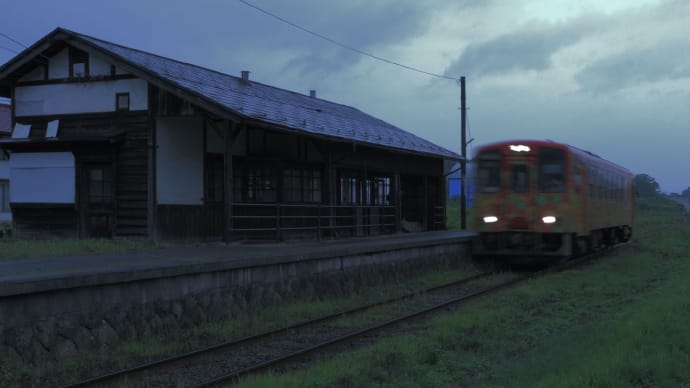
[
  {"left": 69, "top": 47, "right": 89, "bottom": 78},
  {"left": 116, "top": 93, "right": 130, "bottom": 111}
]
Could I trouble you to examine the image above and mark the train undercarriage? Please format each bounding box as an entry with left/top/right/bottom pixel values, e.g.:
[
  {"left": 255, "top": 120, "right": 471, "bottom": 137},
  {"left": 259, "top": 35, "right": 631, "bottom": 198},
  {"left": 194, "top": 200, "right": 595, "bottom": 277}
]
[{"left": 473, "top": 225, "right": 633, "bottom": 259}]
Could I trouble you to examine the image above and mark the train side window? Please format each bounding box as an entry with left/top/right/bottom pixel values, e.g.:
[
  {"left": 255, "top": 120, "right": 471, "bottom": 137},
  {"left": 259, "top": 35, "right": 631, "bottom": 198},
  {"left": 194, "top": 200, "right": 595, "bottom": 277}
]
[
  {"left": 512, "top": 164, "right": 529, "bottom": 193},
  {"left": 478, "top": 150, "right": 501, "bottom": 193},
  {"left": 538, "top": 147, "right": 565, "bottom": 193}
]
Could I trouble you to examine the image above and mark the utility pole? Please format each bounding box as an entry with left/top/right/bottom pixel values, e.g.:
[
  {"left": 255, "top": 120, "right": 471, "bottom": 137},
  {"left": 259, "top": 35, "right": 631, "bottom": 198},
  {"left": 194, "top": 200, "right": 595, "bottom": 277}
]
[{"left": 460, "top": 76, "right": 467, "bottom": 230}]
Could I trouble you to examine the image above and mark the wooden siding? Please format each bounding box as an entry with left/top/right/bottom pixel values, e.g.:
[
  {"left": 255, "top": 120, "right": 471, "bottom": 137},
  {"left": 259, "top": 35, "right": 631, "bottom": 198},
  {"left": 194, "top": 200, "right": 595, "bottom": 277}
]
[
  {"left": 11, "top": 204, "right": 78, "bottom": 239},
  {"left": 17, "top": 111, "right": 151, "bottom": 238},
  {"left": 113, "top": 113, "right": 150, "bottom": 237}
]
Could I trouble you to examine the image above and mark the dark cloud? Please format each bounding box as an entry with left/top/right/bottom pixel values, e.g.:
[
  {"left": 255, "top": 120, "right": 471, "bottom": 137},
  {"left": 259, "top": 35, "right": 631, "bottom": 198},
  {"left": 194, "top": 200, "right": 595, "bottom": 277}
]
[
  {"left": 265, "top": 0, "right": 439, "bottom": 76},
  {"left": 444, "top": 22, "right": 587, "bottom": 78},
  {"left": 575, "top": 38, "right": 690, "bottom": 93}
]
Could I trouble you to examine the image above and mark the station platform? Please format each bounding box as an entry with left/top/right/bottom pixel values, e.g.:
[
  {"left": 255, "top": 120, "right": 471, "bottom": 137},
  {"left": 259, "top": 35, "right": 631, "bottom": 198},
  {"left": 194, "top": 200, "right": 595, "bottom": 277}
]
[
  {"left": 0, "top": 230, "right": 476, "bottom": 297},
  {"left": 0, "top": 230, "right": 476, "bottom": 363}
]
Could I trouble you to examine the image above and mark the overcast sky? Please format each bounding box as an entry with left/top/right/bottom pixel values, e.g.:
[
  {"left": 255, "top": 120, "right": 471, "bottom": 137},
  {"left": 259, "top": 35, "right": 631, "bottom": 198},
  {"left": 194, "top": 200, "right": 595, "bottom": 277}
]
[{"left": 1, "top": 0, "right": 688, "bottom": 193}]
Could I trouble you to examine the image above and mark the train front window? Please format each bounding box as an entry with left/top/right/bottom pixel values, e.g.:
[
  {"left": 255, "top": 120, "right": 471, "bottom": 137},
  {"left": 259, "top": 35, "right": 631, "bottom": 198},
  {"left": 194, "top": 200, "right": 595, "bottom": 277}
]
[
  {"left": 478, "top": 150, "right": 501, "bottom": 192},
  {"left": 539, "top": 147, "right": 565, "bottom": 193},
  {"left": 512, "top": 165, "right": 529, "bottom": 193}
]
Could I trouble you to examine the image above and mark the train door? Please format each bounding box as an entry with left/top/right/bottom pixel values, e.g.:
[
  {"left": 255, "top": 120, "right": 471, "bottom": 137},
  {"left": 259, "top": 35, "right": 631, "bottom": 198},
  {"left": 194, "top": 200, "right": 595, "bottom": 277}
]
[
  {"left": 80, "top": 163, "right": 114, "bottom": 238},
  {"left": 505, "top": 155, "right": 536, "bottom": 230}
]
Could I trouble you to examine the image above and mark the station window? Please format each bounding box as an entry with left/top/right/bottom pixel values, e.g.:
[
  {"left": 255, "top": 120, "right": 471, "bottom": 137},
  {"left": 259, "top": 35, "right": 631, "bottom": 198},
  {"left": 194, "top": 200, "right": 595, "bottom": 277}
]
[
  {"left": 366, "top": 176, "right": 391, "bottom": 205},
  {"left": 538, "top": 147, "right": 565, "bottom": 193},
  {"left": 204, "top": 154, "right": 224, "bottom": 203},
  {"left": 116, "top": 93, "right": 130, "bottom": 111},
  {"left": 87, "top": 166, "right": 112, "bottom": 205},
  {"left": 339, "top": 174, "right": 360, "bottom": 205},
  {"left": 283, "top": 167, "right": 322, "bottom": 203},
  {"left": 246, "top": 164, "right": 277, "bottom": 203},
  {"left": 69, "top": 47, "right": 89, "bottom": 78},
  {"left": 477, "top": 150, "right": 501, "bottom": 193}
]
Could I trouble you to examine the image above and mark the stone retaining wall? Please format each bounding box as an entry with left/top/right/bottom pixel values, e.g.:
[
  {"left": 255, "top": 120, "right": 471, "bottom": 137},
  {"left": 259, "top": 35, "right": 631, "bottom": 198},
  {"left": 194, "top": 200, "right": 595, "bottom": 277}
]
[{"left": 0, "top": 241, "right": 469, "bottom": 364}]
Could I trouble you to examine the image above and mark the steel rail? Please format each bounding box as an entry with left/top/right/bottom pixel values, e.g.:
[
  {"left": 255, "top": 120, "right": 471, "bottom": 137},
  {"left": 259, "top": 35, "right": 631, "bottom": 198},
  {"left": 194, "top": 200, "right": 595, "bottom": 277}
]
[
  {"left": 62, "top": 271, "right": 495, "bottom": 388},
  {"left": 197, "top": 245, "right": 625, "bottom": 387}
]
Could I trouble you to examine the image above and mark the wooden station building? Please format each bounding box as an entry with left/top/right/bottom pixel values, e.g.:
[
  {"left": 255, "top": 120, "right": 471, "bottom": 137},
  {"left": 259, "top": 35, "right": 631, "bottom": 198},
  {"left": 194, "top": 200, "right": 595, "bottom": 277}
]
[{"left": 0, "top": 28, "right": 460, "bottom": 241}]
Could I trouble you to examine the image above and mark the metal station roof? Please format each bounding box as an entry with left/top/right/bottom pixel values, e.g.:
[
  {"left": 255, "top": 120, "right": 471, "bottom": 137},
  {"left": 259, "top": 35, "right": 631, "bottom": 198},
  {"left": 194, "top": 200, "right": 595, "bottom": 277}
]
[{"left": 0, "top": 28, "right": 461, "bottom": 160}]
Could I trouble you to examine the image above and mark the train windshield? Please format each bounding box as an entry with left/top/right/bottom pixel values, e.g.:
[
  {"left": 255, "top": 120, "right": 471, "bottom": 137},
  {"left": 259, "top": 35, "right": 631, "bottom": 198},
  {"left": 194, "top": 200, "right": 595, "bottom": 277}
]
[
  {"left": 477, "top": 150, "right": 501, "bottom": 192},
  {"left": 538, "top": 147, "right": 566, "bottom": 193}
]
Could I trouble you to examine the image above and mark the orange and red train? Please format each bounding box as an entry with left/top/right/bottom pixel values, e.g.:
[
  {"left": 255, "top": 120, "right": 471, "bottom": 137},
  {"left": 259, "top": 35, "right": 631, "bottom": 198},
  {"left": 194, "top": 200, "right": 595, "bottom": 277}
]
[{"left": 471, "top": 139, "right": 634, "bottom": 260}]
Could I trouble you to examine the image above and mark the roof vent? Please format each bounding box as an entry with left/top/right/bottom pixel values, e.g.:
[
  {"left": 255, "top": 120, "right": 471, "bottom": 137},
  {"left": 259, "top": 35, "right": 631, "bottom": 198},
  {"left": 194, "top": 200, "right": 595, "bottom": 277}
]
[
  {"left": 309, "top": 90, "right": 317, "bottom": 98},
  {"left": 241, "top": 70, "right": 250, "bottom": 83}
]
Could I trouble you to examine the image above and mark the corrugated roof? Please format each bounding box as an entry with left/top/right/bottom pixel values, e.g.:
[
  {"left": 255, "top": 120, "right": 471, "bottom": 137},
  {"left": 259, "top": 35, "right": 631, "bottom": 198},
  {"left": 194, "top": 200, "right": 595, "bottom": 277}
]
[{"left": 65, "top": 29, "right": 459, "bottom": 160}]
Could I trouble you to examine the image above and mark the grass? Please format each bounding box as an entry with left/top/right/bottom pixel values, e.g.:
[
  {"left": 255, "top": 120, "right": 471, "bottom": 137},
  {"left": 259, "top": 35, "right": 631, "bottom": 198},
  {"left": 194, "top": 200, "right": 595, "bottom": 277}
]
[
  {"left": 446, "top": 201, "right": 472, "bottom": 230},
  {"left": 0, "top": 263, "right": 482, "bottom": 387},
  {"left": 238, "top": 195, "right": 690, "bottom": 387},
  {"left": 0, "top": 238, "right": 165, "bottom": 261}
]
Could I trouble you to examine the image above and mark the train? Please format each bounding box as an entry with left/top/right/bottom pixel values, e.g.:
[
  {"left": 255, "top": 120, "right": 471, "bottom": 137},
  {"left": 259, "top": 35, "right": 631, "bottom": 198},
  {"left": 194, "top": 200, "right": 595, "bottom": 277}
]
[{"left": 470, "top": 139, "right": 634, "bottom": 261}]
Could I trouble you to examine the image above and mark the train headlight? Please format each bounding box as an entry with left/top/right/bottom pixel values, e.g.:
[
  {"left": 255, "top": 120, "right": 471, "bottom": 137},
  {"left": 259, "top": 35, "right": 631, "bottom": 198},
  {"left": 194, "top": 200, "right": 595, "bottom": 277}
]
[
  {"left": 509, "top": 144, "right": 531, "bottom": 152},
  {"left": 542, "top": 216, "right": 557, "bottom": 224},
  {"left": 483, "top": 216, "right": 499, "bottom": 223}
]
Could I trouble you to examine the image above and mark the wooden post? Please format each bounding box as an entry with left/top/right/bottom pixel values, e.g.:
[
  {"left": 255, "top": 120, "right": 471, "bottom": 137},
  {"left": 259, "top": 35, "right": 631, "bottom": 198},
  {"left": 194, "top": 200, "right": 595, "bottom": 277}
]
[
  {"left": 394, "top": 172, "right": 401, "bottom": 233},
  {"left": 460, "top": 76, "right": 467, "bottom": 230},
  {"left": 422, "top": 175, "right": 424, "bottom": 230},
  {"left": 147, "top": 89, "right": 158, "bottom": 242},
  {"left": 327, "top": 148, "right": 336, "bottom": 237},
  {"left": 223, "top": 120, "right": 235, "bottom": 242}
]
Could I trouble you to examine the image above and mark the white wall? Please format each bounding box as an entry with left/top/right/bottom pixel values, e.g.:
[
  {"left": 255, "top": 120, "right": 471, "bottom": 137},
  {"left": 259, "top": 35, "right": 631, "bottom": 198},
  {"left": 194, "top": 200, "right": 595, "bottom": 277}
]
[
  {"left": 90, "top": 52, "right": 112, "bottom": 76},
  {"left": 48, "top": 49, "right": 69, "bottom": 79},
  {"left": 10, "top": 152, "right": 75, "bottom": 204},
  {"left": 156, "top": 117, "right": 204, "bottom": 205},
  {"left": 14, "top": 79, "right": 148, "bottom": 116},
  {"left": 19, "top": 66, "right": 44, "bottom": 82}
]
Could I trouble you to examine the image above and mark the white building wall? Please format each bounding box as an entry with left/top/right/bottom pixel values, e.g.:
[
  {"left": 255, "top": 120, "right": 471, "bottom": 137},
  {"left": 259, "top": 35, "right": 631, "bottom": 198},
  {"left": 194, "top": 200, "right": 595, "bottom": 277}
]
[
  {"left": 14, "top": 79, "right": 148, "bottom": 116},
  {"left": 48, "top": 48, "right": 70, "bottom": 79},
  {"left": 156, "top": 117, "right": 204, "bottom": 205},
  {"left": 89, "top": 52, "right": 112, "bottom": 76},
  {"left": 19, "top": 66, "right": 44, "bottom": 82},
  {"left": 10, "top": 152, "right": 75, "bottom": 204}
]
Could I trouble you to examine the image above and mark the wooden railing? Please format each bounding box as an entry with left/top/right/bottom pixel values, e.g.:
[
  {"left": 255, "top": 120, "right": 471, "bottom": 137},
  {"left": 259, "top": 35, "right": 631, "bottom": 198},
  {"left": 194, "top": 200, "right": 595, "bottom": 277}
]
[
  {"left": 231, "top": 203, "right": 397, "bottom": 241},
  {"left": 433, "top": 206, "right": 446, "bottom": 230}
]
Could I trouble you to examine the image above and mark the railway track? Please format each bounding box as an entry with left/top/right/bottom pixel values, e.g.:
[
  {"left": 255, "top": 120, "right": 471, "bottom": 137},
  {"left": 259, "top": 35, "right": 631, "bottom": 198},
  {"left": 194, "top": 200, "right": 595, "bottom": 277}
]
[
  {"left": 64, "top": 247, "right": 618, "bottom": 388},
  {"left": 63, "top": 271, "right": 497, "bottom": 388}
]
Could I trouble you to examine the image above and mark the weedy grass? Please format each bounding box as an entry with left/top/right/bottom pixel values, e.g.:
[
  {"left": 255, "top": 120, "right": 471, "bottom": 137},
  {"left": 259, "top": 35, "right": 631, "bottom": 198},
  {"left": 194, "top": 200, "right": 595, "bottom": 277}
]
[
  {"left": 238, "top": 196, "right": 690, "bottom": 387},
  {"left": 0, "top": 238, "right": 165, "bottom": 260},
  {"left": 0, "top": 263, "right": 481, "bottom": 387}
]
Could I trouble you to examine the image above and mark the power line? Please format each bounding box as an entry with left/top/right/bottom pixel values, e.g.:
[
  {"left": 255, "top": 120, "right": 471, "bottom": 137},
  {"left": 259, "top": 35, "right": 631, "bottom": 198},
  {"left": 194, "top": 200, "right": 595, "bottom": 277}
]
[
  {"left": 238, "top": 0, "right": 457, "bottom": 80},
  {"left": 0, "top": 31, "right": 54, "bottom": 62},
  {"left": 0, "top": 32, "right": 28, "bottom": 49},
  {"left": 0, "top": 45, "right": 20, "bottom": 55}
]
